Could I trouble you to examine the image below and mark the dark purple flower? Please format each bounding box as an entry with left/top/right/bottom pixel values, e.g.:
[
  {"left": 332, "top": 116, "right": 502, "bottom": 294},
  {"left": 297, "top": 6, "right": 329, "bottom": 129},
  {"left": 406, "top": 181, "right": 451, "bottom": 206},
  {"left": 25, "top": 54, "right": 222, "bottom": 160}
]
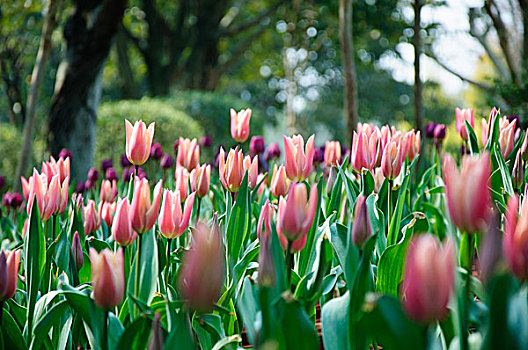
[
  {"left": 120, "top": 154, "right": 132, "bottom": 168},
  {"left": 425, "top": 122, "right": 437, "bottom": 139},
  {"left": 87, "top": 167, "right": 99, "bottom": 182},
  {"left": 75, "top": 182, "right": 86, "bottom": 193},
  {"left": 341, "top": 144, "right": 349, "bottom": 158},
  {"left": 264, "top": 142, "right": 281, "bottom": 162},
  {"left": 173, "top": 140, "right": 180, "bottom": 154},
  {"left": 8, "top": 192, "right": 22, "bottom": 208},
  {"left": 101, "top": 158, "right": 113, "bottom": 172},
  {"left": 85, "top": 179, "right": 95, "bottom": 190},
  {"left": 59, "top": 148, "right": 73, "bottom": 160},
  {"left": 313, "top": 147, "right": 324, "bottom": 164},
  {"left": 105, "top": 167, "right": 118, "bottom": 182},
  {"left": 200, "top": 135, "right": 213, "bottom": 148},
  {"left": 2, "top": 193, "right": 11, "bottom": 207},
  {"left": 150, "top": 142, "right": 163, "bottom": 160},
  {"left": 160, "top": 154, "right": 174, "bottom": 169},
  {"left": 137, "top": 167, "right": 148, "bottom": 180},
  {"left": 250, "top": 136, "right": 266, "bottom": 155},
  {"left": 122, "top": 167, "right": 134, "bottom": 182},
  {"left": 433, "top": 124, "right": 446, "bottom": 141},
  {"left": 0, "top": 175, "right": 4, "bottom": 189}
]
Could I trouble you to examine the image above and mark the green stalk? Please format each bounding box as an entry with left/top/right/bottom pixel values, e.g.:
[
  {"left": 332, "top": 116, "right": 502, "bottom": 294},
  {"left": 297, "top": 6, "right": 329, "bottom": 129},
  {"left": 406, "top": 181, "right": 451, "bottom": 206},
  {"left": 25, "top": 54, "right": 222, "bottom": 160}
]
[
  {"left": 0, "top": 300, "right": 4, "bottom": 329},
  {"left": 165, "top": 238, "right": 172, "bottom": 290},
  {"left": 460, "top": 233, "right": 474, "bottom": 350},
  {"left": 134, "top": 234, "right": 143, "bottom": 317},
  {"left": 195, "top": 197, "right": 202, "bottom": 225},
  {"left": 387, "top": 179, "right": 392, "bottom": 241},
  {"left": 286, "top": 241, "right": 293, "bottom": 291},
  {"left": 102, "top": 310, "right": 109, "bottom": 350}
]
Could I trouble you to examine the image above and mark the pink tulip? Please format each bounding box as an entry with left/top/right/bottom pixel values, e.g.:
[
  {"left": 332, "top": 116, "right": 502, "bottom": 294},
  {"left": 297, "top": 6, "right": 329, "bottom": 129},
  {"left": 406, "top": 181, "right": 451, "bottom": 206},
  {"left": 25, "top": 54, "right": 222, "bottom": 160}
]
[
  {"left": 111, "top": 198, "right": 137, "bottom": 246},
  {"left": 402, "top": 234, "right": 454, "bottom": 323},
  {"left": 324, "top": 141, "right": 342, "bottom": 167},
  {"left": 243, "top": 155, "right": 259, "bottom": 190},
  {"left": 190, "top": 164, "right": 211, "bottom": 198},
  {"left": 373, "top": 167, "right": 385, "bottom": 193},
  {"left": 176, "top": 137, "right": 200, "bottom": 171},
  {"left": 90, "top": 248, "right": 125, "bottom": 310},
  {"left": 521, "top": 130, "right": 528, "bottom": 161},
  {"left": 402, "top": 130, "right": 421, "bottom": 162},
  {"left": 257, "top": 200, "right": 276, "bottom": 287},
  {"left": 283, "top": 134, "right": 315, "bottom": 181},
  {"left": 270, "top": 164, "right": 290, "bottom": 198},
  {"left": 42, "top": 156, "right": 70, "bottom": 184},
  {"left": 481, "top": 108, "right": 516, "bottom": 158},
  {"left": 277, "top": 182, "right": 318, "bottom": 244},
  {"left": 230, "top": 108, "right": 252, "bottom": 143},
  {"left": 125, "top": 119, "right": 155, "bottom": 165},
  {"left": 443, "top": 153, "right": 491, "bottom": 233},
  {"left": 256, "top": 173, "right": 268, "bottom": 198},
  {"left": 351, "top": 131, "right": 379, "bottom": 173},
  {"left": 174, "top": 167, "right": 190, "bottom": 202},
  {"left": 72, "top": 231, "right": 83, "bottom": 269},
  {"left": 159, "top": 190, "right": 195, "bottom": 239},
  {"left": 351, "top": 195, "right": 372, "bottom": 249},
  {"left": 480, "top": 107, "right": 499, "bottom": 144},
  {"left": 218, "top": 148, "right": 245, "bottom": 192},
  {"left": 129, "top": 178, "right": 163, "bottom": 234},
  {"left": 178, "top": 223, "right": 225, "bottom": 312},
  {"left": 455, "top": 107, "right": 474, "bottom": 141},
  {"left": 503, "top": 195, "right": 528, "bottom": 279},
  {"left": 100, "top": 179, "right": 117, "bottom": 203},
  {"left": 99, "top": 201, "right": 117, "bottom": 228},
  {"left": 83, "top": 199, "right": 101, "bottom": 235},
  {"left": 381, "top": 140, "right": 404, "bottom": 180},
  {"left": 0, "top": 249, "right": 21, "bottom": 301},
  {"left": 26, "top": 169, "right": 66, "bottom": 221}
]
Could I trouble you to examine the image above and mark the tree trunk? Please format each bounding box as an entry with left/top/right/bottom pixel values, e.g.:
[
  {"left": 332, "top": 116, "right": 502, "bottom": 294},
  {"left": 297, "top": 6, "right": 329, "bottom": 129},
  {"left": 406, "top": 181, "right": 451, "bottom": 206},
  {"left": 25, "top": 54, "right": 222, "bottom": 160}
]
[
  {"left": 413, "top": 0, "right": 423, "bottom": 133},
  {"left": 13, "top": 0, "right": 62, "bottom": 191},
  {"left": 47, "top": 0, "right": 127, "bottom": 182},
  {"left": 339, "top": 0, "right": 359, "bottom": 148},
  {"left": 115, "top": 24, "right": 140, "bottom": 99}
]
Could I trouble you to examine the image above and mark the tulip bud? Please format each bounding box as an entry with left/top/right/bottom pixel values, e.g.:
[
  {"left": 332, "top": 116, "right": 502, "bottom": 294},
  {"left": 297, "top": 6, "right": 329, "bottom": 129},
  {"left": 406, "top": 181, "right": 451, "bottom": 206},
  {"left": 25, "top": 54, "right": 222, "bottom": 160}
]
[
  {"left": 218, "top": 148, "right": 245, "bottom": 192},
  {"left": 283, "top": 134, "right": 315, "bottom": 181},
  {"left": 433, "top": 124, "right": 446, "bottom": 141},
  {"left": 83, "top": 199, "right": 101, "bottom": 235},
  {"left": 125, "top": 119, "right": 155, "bottom": 166},
  {"left": 277, "top": 182, "right": 318, "bottom": 243},
  {"left": 351, "top": 195, "right": 372, "bottom": 249},
  {"left": 230, "top": 108, "right": 251, "bottom": 143},
  {"left": 200, "top": 135, "right": 212, "bottom": 148},
  {"left": 402, "top": 235, "right": 454, "bottom": 323},
  {"left": 455, "top": 107, "right": 474, "bottom": 141},
  {"left": 313, "top": 147, "right": 324, "bottom": 164},
  {"left": 100, "top": 179, "right": 118, "bottom": 203},
  {"left": 513, "top": 150, "right": 524, "bottom": 190},
  {"left": 443, "top": 153, "right": 491, "bottom": 233},
  {"left": 174, "top": 167, "right": 190, "bottom": 202},
  {"left": 90, "top": 248, "right": 125, "bottom": 310},
  {"left": 150, "top": 142, "right": 163, "bottom": 160},
  {"left": 59, "top": 148, "right": 72, "bottom": 160},
  {"left": 243, "top": 155, "right": 259, "bottom": 190},
  {"left": 99, "top": 201, "right": 117, "bottom": 228},
  {"left": 0, "top": 249, "right": 21, "bottom": 301},
  {"left": 351, "top": 131, "right": 379, "bottom": 173},
  {"left": 190, "top": 164, "right": 211, "bottom": 198},
  {"left": 26, "top": 169, "right": 62, "bottom": 221},
  {"left": 178, "top": 223, "right": 225, "bottom": 312},
  {"left": 101, "top": 159, "right": 113, "bottom": 172},
  {"left": 258, "top": 201, "right": 275, "bottom": 287},
  {"left": 498, "top": 119, "right": 516, "bottom": 158},
  {"left": 159, "top": 190, "right": 195, "bottom": 239},
  {"left": 324, "top": 141, "right": 342, "bottom": 167},
  {"left": 176, "top": 138, "right": 200, "bottom": 171},
  {"left": 521, "top": 131, "right": 528, "bottom": 162},
  {"left": 160, "top": 154, "right": 174, "bottom": 170},
  {"left": 112, "top": 198, "right": 137, "bottom": 246},
  {"left": 120, "top": 154, "right": 132, "bottom": 168},
  {"left": 381, "top": 140, "right": 404, "bottom": 180},
  {"left": 250, "top": 136, "right": 266, "bottom": 155},
  {"left": 373, "top": 167, "right": 385, "bottom": 193},
  {"left": 0, "top": 175, "right": 4, "bottom": 190},
  {"left": 75, "top": 181, "right": 85, "bottom": 193},
  {"left": 503, "top": 195, "right": 528, "bottom": 279},
  {"left": 264, "top": 142, "right": 281, "bottom": 162},
  {"left": 425, "top": 122, "right": 437, "bottom": 139},
  {"left": 87, "top": 168, "right": 99, "bottom": 183},
  {"left": 72, "top": 231, "right": 84, "bottom": 269},
  {"left": 270, "top": 164, "right": 290, "bottom": 198},
  {"left": 129, "top": 179, "right": 163, "bottom": 234}
]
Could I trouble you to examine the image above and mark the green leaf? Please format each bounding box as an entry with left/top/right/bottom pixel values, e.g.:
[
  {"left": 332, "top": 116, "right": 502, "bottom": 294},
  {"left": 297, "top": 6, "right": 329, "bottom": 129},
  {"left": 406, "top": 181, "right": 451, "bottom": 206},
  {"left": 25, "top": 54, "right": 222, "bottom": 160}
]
[
  {"left": 1, "top": 308, "right": 27, "bottom": 350},
  {"left": 211, "top": 335, "right": 242, "bottom": 350},
  {"left": 226, "top": 173, "right": 250, "bottom": 263},
  {"left": 31, "top": 300, "right": 69, "bottom": 347},
  {"left": 464, "top": 120, "right": 480, "bottom": 155},
  {"left": 325, "top": 171, "right": 343, "bottom": 217},
  {"left": 299, "top": 181, "right": 324, "bottom": 276},
  {"left": 116, "top": 316, "right": 152, "bottom": 350},
  {"left": 484, "top": 111, "right": 500, "bottom": 151},
  {"left": 338, "top": 167, "right": 358, "bottom": 212},
  {"left": 236, "top": 277, "right": 259, "bottom": 346},
  {"left": 387, "top": 175, "right": 410, "bottom": 246},
  {"left": 362, "top": 170, "right": 375, "bottom": 196},
  {"left": 321, "top": 292, "right": 350, "bottom": 350},
  {"left": 24, "top": 198, "right": 46, "bottom": 341},
  {"left": 278, "top": 295, "right": 319, "bottom": 350},
  {"left": 128, "top": 229, "right": 159, "bottom": 309},
  {"left": 493, "top": 144, "right": 514, "bottom": 199},
  {"left": 54, "top": 229, "right": 71, "bottom": 273},
  {"left": 328, "top": 222, "right": 358, "bottom": 286},
  {"left": 164, "top": 311, "right": 196, "bottom": 350},
  {"left": 366, "top": 194, "right": 386, "bottom": 256}
]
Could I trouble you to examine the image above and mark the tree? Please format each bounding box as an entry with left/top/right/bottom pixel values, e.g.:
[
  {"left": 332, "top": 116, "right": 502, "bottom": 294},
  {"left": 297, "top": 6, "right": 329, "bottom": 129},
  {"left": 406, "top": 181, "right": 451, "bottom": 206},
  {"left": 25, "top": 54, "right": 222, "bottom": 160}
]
[
  {"left": 47, "top": 0, "right": 128, "bottom": 181},
  {"left": 413, "top": 0, "right": 424, "bottom": 132}
]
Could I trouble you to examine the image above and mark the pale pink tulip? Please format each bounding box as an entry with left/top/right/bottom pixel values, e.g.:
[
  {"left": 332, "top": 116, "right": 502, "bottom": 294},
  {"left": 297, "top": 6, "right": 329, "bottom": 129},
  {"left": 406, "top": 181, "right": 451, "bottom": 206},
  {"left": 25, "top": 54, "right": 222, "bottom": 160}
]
[
  {"left": 455, "top": 107, "right": 474, "bottom": 141},
  {"left": 381, "top": 140, "right": 404, "bottom": 180},
  {"left": 218, "top": 148, "right": 245, "bottom": 192},
  {"left": 283, "top": 134, "right": 315, "bottom": 181},
  {"left": 503, "top": 195, "right": 528, "bottom": 279},
  {"left": 174, "top": 167, "right": 190, "bottom": 202},
  {"left": 129, "top": 178, "right": 163, "bottom": 234},
  {"left": 125, "top": 119, "right": 155, "bottom": 165},
  {"left": 230, "top": 108, "right": 252, "bottom": 143},
  {"left": 243, "top": 155, "right": 259, "bottom": 190},
  {"left": 270, "top": 164, "right": 290, "bottom": 198},
  {"left": 190, "top": 164, "right": 211, "bottom": 198},
  {"left": 111, "top": 198, "right": 137, "bottom": 246},
  {"left": 100, "top": 179, "right": 117, "bottom": 203},
  {"left": 159, "top": 190, "right": 195, "bottom": 239},
  {"left": 324, "top": 141, "right": 342, "bottom": 167},
  {"left": 277, "top": 182, "right": 318, "bottom": 244},
  {"left": 176, "top": 137, "right": 200, "bottom": 171},
  {"left": 83, "top": 199, "right": 101, "bottom": 235},
  {"left": 90, "top": 248, "right": 125, "bottom": 310},
  {"left": 0, "top": 249, "right": 21, "bottom": 301}
]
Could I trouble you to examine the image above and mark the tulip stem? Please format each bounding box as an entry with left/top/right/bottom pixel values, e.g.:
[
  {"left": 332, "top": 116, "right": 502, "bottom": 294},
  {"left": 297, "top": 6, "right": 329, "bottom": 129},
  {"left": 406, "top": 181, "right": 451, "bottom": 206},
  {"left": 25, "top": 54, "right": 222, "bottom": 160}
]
[
  {"left": 460, "top": 233, "right": 474, "bottom": 350},
  {"left": 165, "top": 238, "right": 172, "bottom": 289},
  {"left": 0, "top": 300, "right": 4, "bottom": 329},
  {"left": 387, "top": 180, "right": 392, "bottom": 241},
  {"left": 286, "top": 241, "right": 293, "bottom": 291},
  {"left": 134, "top": 234, "right": 143, "bottom": 318},
  {"left": 102, "top": 309, "right": 109, "bottom": 350},
  {"left": 195, "top": 198, "right": 202, "bottom": 225}
]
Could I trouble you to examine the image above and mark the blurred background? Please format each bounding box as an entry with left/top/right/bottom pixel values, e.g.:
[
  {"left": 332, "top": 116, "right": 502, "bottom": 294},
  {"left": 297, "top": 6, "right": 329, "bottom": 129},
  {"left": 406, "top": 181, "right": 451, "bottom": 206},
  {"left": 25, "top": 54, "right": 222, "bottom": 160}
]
[{"left": 0, "top": 0, "right": 527, "bottom": 188}]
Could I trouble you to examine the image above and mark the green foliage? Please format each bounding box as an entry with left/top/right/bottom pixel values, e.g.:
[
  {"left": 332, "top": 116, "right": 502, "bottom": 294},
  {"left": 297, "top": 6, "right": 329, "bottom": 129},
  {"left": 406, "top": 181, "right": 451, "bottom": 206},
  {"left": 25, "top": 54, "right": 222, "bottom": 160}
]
[{"left": 96, "top": 98, "right": 203, "bottom": 166}]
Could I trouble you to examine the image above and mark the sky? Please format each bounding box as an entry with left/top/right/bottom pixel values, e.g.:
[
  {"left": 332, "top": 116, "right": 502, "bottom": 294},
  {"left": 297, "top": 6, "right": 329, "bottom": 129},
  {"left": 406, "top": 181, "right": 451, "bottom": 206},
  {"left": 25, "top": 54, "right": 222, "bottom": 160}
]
[{"left": 380, "top": 0, "right": 487, "bottom": 96}]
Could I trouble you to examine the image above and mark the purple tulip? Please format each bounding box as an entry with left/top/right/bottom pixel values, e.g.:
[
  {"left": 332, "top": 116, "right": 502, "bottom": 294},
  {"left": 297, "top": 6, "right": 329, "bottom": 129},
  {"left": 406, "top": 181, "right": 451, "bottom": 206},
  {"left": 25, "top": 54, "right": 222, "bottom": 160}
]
[
  {"left": 425, "top": 122, "right": 437, "bottom": 139},
  {"left": 120, "top": 154, "right": 132, "bottom": 168},
  {"left": 313, "top": 147, "right": 324, "bottom": 164},
  {"left": 75, "top": 182, "right": 86, "bottom": 193},
  {"left": 59, "top": 148, "right": 72, "bottom": 160},
  {"left": 250, "top": 136, "right": 266, "bottom": 155},
  {"left": 200, "top": 135, "right": 213, "bottom": 148},
  {"left": 101, "top": 158, "right": 113, "bottom": 172},
  {"left": 0, "top": 175, "right": 5, "bottom": 190},
  {"left": 150, "top": 142, "right": 163, "bottom": 160},
  {"left": 433, "top": 124, "right": 446, "bottom": 141},
  {"left": 173, "top": 140, "right": 180, "bottom": 154},
  {"left": 264, "top": 142, "right": 281, "bottom": 162},
  {"left": 87, "top": 168, "right": 99, "bottom": 183},
  {"left": 160, "top": 154, "right": 174, "bottom": 169},
  {"left": 105, "top": 167, "right": 118, "bottom": 182}
]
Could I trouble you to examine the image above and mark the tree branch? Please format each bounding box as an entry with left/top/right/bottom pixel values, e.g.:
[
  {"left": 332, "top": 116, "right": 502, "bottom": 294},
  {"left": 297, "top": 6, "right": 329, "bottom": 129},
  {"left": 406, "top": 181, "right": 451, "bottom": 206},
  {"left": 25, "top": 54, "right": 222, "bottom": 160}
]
[{"left": 220, "top": 0, "right": 285, "bottom": 36}]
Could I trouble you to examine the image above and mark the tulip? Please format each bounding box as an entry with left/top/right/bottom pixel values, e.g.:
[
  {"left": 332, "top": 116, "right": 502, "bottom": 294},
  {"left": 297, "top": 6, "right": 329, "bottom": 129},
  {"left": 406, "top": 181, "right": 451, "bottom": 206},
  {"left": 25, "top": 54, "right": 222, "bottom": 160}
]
[
  {"left": 130, "top": 178, "right": 163, "bottom": 234},
  {"left": 264, "top": 142, "right": 281, "bottom": 162},
  {"left": 351, "top": 131, "right": 379, "bottom": 173},
  {"left": 99, "top": 201, "right": 117, "bottom": 228},
  {"left": 434, "top": 124, "right": 446, "bottom": 141},
  {"left": 402, "top": 234, "right": 454, "bottom": 323},
  {"left": 159, "top": 190, "right": 195, "bottom": 239},
  {"left": 503, "top": 195, "right": 528, "bottom": 279},
  {"left": 58, "top": 148, "right": 72, "bottom": 160},
  {"left": 521, "top": 130, "right": 528, "bottom": 162},
  {"left": 90, "top": 248, "right": 125, "bottom": 310},
  {"left": 160, "top": 154, "right": 174, "bottom": 170},
  {"left": 200, "top": 135, "right": 213, "bottom": 148},
  {"left": 150, "top": 142, "right": 163, "bottom": 160},
  {"left": 111, "top": 198, "right": 137, "bottom": 246},
  {"left": 26, "top": 169, "right": 67, "bottom": 221},
  {"left": 482, "top": 109, "right": 516, "bottom": 158},
  {"left": 283, "top": 134, "right": 315, "bottom": 181},
  {"left": 173, "top": 166, "right": 190, "bottom": 202},
  {"left": 2, "top": 192, "right": 23, "bottom": 209},
  {"left": 72, "top": 231, "right": 84, "bottom": 269},
  {"left": 0, "top": 249, "right": 21, "bottom": 301},
  {"left": 324, "top": 141, "right": 342, "bottom": 167},
  {"left": 270, "top": 164, "right": 290, "bottom": 198},
  {"left": 513, "top": 150, "right": 524, "bottom": 190},
  {"left": 257, "top": 200, "right": 276, "bottom": 287},
  {"left": 87, "top": 167, "right": 99, "bottom": 183},
  {"left": 425, "top": 122, "right": 437, "bottom": 138},
  {"left": 105, "top": 167, "right": 118, "bottom": 182},
  {"left": 42, "top": 156, "right": 70, "bottom": 184},
  {"left": 190, "top": 164, "right": 211, "bottom": 198},
  {"left": 381, "top": 140, "right": 404, "bottom": 180},
  {"left": 313, "top": 147, "right": 324, "bottom": 164},
  {"left": 218, "top": 148, "right": 245, "bottom": 192},
  {"left": 351, "top": 195, "right": 372, "bottom": 249},
  {"left": 250, "top": 136, "right": 266, "bottom": 154},
  {"left": 230, "top": 108, "right": 251, "bottom": 143},
  {"left": 455, "top": 107, "right": 474, "bottom": 141},
  {"left": 443, "top": 153, "right": 491, "bottom": 233},
  {"left": 178, "top": 222, "right": 225, "bottom": 312},
  {"left": 277, "top": 182, "right": 318, "bottom": 244},
  {"left": 100, "top": 179, "right": 117, "bottom": 203},
  {"left": 403, "top": 130, "right": 421, "bottom": 162},
  {"left": 243, "top": 155, "right": 259, "bottom": 190},
  {"left": 498, "top": 120, "right": 516, "bottom": 158},
  {"left": 125, "top": 119, "right": 155, "bottom": 165},
  {"left": 373, "top": 167, "right": 385, "bottom": 193},
  {"left": 101, "top": 159, "right": 113, "bottom": 172},
  {"left": 83, "top": 199, "right": 101, "bottom": 235},
  {"left": 176, "top": 137, "right": 200, "bottom": 171},
  {"left": 120, "top": 154, "right": 132, "bottom": 168}
]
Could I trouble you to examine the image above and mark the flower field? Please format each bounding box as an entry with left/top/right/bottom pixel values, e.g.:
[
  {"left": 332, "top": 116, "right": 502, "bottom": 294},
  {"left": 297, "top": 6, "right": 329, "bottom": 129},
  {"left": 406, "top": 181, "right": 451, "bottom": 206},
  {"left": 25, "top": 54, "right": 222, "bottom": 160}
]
[{"left": 1, "top": 106, "right": 528, "bottom": 350}]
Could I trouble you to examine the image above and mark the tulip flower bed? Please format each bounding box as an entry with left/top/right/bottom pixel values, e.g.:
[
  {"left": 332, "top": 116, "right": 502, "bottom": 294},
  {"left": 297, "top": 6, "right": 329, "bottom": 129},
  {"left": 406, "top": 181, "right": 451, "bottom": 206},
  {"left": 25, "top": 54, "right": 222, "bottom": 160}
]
[{"left": 1, "top": 106, "right": 528, "bottom": 350}]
